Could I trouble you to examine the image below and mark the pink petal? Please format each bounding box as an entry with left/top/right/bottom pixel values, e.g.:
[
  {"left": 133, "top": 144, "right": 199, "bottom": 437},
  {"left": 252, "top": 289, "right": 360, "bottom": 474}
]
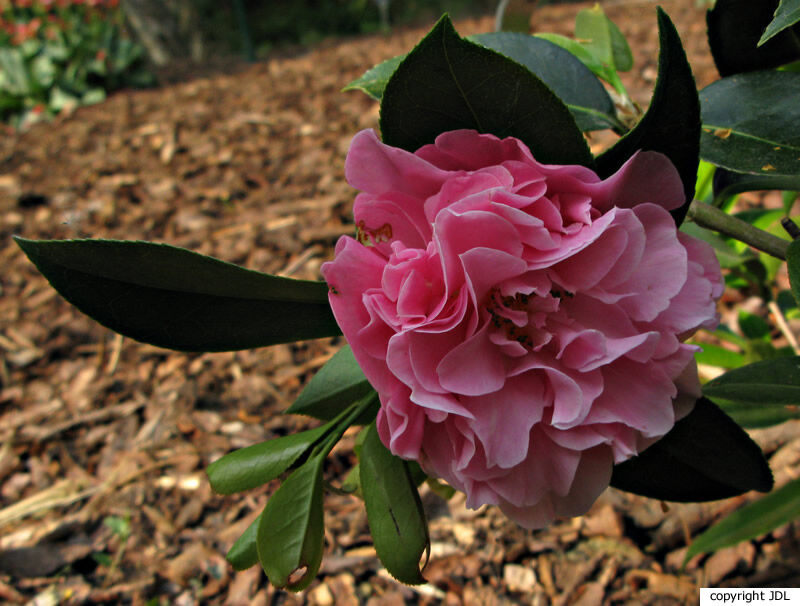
[
  {"left": 434, "top": 207, "right": 523, "bottom": 290},
  {"left": 614, "top": 204, "right": 688, "bottom": 322},
  {"left": 416, "top": 129, "right": 533, "bottom": 170},
  {"left": 461, "top": 373, "right": 547, "bottom": 468},
  {"left": 437, "top": 320, "right": 507, "bottom": 396},
  {"left": 460, "top": 247, "right": 527, "bottom": 307},
  {"left": 346, "top": 129, "right": 450, "bottom": 198},
  {"left": 593, "top": 150, "right": 685, "bottom": 213}
]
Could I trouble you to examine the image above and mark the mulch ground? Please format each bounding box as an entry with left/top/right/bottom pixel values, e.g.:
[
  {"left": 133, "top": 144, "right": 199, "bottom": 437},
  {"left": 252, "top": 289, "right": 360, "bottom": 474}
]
[{"left": 2, "top": 0, "right": 800, "bottom": 604}]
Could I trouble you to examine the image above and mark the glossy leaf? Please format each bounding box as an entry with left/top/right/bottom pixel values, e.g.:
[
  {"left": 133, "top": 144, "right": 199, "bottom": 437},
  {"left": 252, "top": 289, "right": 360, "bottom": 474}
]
[
  {"left": 14, "top": 237, "right": 340, "bottom": 352},
  {"left": 707, "top": 0, "right": 800, "bottom": 76},
  {"left": 342, "top": 55, "right": 404, "bottom": 100},
  {"left": 703, "top": 357, "right": 800, "bottom": 404},
  {"left": 207, "top": 425, "right": 330, "bottom": 494},
  {"left": 470, "top": 32, "right": 622, "bottom": 132},
  {"left": 789, "top": 239, "right": 800, "bottom": 306},
  {"left": 610, "top": 397, "right": 773, "bottom": 501},
  {"left": 712, "top": 167, "right": 800, "bottom": 207},
  {"left": 257, "top": 453, "right": 325, "bottom": 591},
  {"left": 346, "top": 33, "right": 622, "bottom": 133},
  {"left": 596, "top": 9, "right": 699, "bottom": 226},
  {"left": 685, "top": 477, "right": 800, "bottom": 562},
  {"left": 760, "top": 0, "right": 800, "bottom": 45},
  {"left": 380, "top": 15, "right": 593, "bottom": 167},
  {"left": 360, "top": 423, "right": 429, "bottom": 585},
  {"left": 226, "top": 513, "right": 261, "bottom": 571},
  {"left": 574, "top": 4, "right": 633, "bottom": 73},
  {"left": 287, "top": 345, "right": 376, "bottom": 422},
  {"left": 715, "top": 399, "right": 800, "bottom": 428},
  {"left": 699, "top": 71, "right": 800, "bottom": 177},
  {"left": 534, "top": 31, "right": 628, "bottom": 100}
]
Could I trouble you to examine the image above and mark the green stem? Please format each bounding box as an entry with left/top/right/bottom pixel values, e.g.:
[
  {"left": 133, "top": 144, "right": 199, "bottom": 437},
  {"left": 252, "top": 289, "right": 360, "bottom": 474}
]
[{"left": 686, "top": 200, "right": 790, "bottom": 261}]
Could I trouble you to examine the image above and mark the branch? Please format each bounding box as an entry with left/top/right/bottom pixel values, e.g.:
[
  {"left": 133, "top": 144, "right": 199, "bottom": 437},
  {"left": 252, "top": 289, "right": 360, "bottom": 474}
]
[{"left": 685, "top": 200, "right": 790, "bottom": 261}]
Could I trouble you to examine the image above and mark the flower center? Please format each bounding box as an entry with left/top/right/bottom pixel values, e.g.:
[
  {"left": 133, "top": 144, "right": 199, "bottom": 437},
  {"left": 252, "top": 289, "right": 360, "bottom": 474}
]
[{"left": 486, "top": 287, "right": 560, "bottom": 353}]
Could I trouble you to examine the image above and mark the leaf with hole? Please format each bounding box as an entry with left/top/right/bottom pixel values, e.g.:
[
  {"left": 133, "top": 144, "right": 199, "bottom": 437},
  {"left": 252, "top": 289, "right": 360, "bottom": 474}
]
[{"left": 257, "top": 453, "right": 325, "bottom": 591}]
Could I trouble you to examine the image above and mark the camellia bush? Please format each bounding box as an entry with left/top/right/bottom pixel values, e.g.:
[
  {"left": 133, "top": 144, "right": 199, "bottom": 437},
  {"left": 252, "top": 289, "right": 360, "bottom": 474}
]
[
  {"left": 0, "top": 0, "right": 154, "bottom": 129},
  {"left": 13, "top": 0, "right": 800, "bottom": 591}
]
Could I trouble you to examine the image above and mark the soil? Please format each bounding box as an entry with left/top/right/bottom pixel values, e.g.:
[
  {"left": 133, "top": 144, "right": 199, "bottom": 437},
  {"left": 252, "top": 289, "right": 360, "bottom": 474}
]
[{"left": 2, "top": 0, "right": 800, "bottom": 604}]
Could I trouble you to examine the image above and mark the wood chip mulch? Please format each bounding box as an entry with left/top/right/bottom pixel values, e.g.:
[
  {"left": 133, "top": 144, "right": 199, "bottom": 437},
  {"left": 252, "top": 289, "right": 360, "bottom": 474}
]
[{"left": 2, "top": 1, "right": 799, "bottom": 603}]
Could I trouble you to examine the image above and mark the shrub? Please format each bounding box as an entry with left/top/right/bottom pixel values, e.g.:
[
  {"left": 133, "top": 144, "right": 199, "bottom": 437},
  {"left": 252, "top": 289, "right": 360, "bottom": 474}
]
[{"left": 0, "top": 0, "right": 154, "bottom": 128}]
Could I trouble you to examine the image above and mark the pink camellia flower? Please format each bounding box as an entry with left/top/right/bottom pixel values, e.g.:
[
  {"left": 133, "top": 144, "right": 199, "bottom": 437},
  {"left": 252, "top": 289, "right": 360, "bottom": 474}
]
[{"left": 322, "top": 129, "right": 723, "bottom": 528}]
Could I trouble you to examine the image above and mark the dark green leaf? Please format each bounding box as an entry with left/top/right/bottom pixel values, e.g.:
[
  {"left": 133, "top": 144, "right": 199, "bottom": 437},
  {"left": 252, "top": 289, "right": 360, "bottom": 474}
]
[
  {"left": 789, "top": 239, "right": 800, "bottom": 306},
  {"left": 707, "top": 0, "right": 800, "bottom": 76},
  {"left": 257, "top": 454, "right": 325, "bottom": 591},
  {"left": 703, "top": 356, "right": 800, "bottom": 404},
  {"left": 207, "top": 425, "right": 330, "bottom": 494},
  {"left": 380, "top": 15, "right": 593, "bottom": 167},
  {"left": 738, "top": 310, "right": 771, "bottom": 341},
  {"left": 713, "top": 167, "right": 800, "bottom": 206},
  {"left": 610, "top": 397, "right": 773, "bottom": 501},
  {"left": 360, "top": 423, "right": 429, "bottom": 585},
  {"left": 287, "top": 345, "right": 376, "bottom": 422},
  {"left": 760, "top": 0, "right": 800, "bottom": 45},
  {"left": 14, "top": 237, "right": 340, "bottom": 352},
  {"left": 469, "top": 32, "right": 623, "bottom": 132},
  {"left": 715, "top": 398, "right": 800, "bottom": 428},
  {"left": 700, "top": 71, "right": 800, "bottom": 177},
  {"left": 596, "top": 9, "right": 700, "bottom": 226},
  {"left": 574, "top": 4, "right": 633, "bottom": 72},
  {"left": 226, "top": 513, "right": 261, "bottom": 571},
  {"left": 343, "top": 55, "right": 405, "bottom": 100},
  {"left": 685, "top": 477, "right": 800, "bottom": 562}
]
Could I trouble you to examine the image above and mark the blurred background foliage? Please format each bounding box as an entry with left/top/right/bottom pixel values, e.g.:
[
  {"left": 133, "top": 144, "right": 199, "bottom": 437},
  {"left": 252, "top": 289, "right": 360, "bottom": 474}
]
[{"left": 1, "top": 0, "right": 567, "bottom": 127}]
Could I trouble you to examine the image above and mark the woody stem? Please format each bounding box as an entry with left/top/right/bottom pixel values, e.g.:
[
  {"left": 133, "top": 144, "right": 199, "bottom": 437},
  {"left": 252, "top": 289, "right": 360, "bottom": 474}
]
[{"left": 686, "top": 200, "right": 790, "bottom": 261}]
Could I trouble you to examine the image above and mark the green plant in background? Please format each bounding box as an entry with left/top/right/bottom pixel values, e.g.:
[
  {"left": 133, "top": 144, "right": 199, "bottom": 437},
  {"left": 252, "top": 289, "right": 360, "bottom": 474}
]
[
  {"left": 0, "top": 0, "right": 154, "bottom": 129},
  {"left": 92, "top": 514, "right": 132, "bottom": 584}
]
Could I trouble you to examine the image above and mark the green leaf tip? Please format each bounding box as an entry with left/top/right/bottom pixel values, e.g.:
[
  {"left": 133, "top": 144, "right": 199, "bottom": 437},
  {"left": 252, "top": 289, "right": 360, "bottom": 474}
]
[
  {"left": 380, "top": 13, "right": 593, "bottom": 168},
  {"left": 596, "top": 7, "right": 699, "bottom": 226},
  {"left": 685, "top": 477, "right": 800, "bottom": 564},
  {"left": 257, "top": 454, "right": 326, "bottom": 591},
  {"left": 611, "top": 397, "right": 773, "bottom": 501}
]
